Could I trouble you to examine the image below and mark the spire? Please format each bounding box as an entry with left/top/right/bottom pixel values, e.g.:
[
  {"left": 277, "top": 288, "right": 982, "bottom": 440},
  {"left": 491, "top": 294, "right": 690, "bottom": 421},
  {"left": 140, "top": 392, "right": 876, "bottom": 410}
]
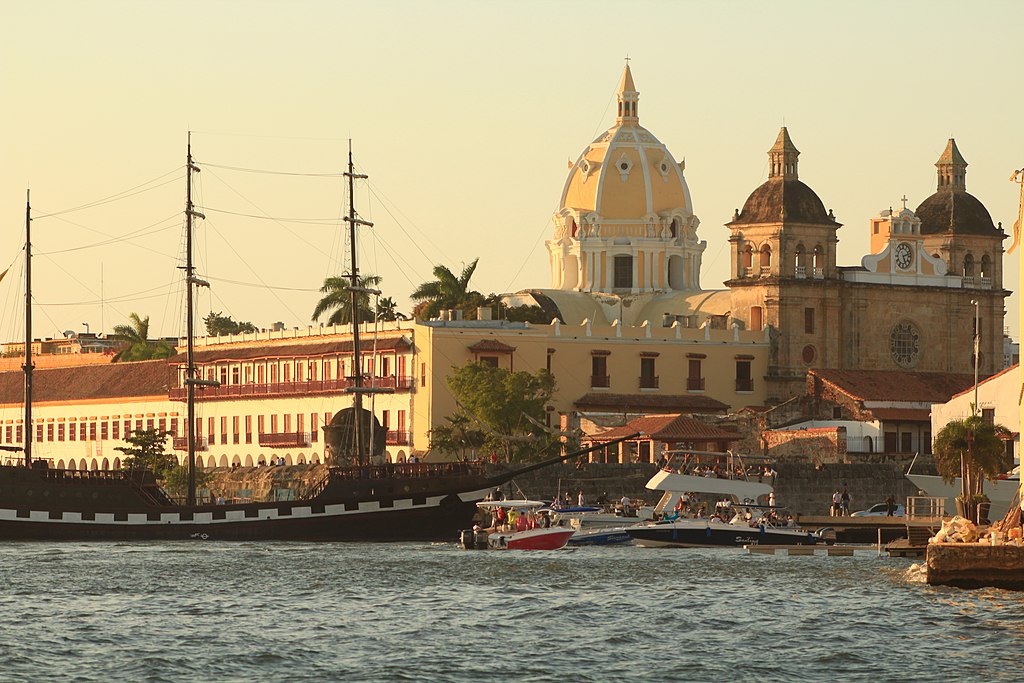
[
  {"left": 615, "top": 62, "right": 639, "bottom": 126},
  {"left": 935, "top": 138, "right": 967, "bottom": 191},
  {"left": 768, "top": 127, "right": 799, "bottom": 180}
]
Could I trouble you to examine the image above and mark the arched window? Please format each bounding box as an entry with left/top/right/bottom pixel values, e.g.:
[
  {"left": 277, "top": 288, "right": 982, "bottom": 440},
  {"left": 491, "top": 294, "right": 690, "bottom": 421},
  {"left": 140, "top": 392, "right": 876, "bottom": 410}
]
[
  {"left": 980, "top": 254, "right": 991, "bottom": 278},
  {"left": 813, "top": 245, "right": 824, "bottom": 277},
  {"left": 742, "top": 245, "right": 754, "bottom": 273},
  {"left": 670, "top": 218, "right": 678, "bottom": 238},
  {"left": 759, "top": 244, "right": 772, "bottom": 274},
  {"left": 963, "top": 254, "right": 975, "bottom": 277},
  {"left": 794, "top": 245, "right": 805, "bottom": 277}
]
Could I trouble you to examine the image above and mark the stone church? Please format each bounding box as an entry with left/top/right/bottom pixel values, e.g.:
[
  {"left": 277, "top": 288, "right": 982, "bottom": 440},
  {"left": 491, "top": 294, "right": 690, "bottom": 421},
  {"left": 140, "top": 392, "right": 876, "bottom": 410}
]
[{"left": 512, "top": 64, "right": 1008, "bottom": 404}]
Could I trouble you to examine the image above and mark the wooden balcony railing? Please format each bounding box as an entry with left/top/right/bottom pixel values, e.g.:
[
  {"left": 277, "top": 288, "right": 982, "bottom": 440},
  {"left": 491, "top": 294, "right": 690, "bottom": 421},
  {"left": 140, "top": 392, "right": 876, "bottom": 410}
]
[
  {"left": 639, "top": 375, "right": 659, "bottom": 389},
  {"left": 687, "top": 377, "right": 705, "bottom": 391},
  {"left": 258, "top": 432, "right": 309, "bottom": 448},
  {"left": 173, "top": 436, "right": 208, "bottom": 451},
  {"left": 169, "top": 375, "right": 415, "bottom": 401},
  {"left": 736, "top": 378, "right": 754, "bottom": 392},
  {"left": 590, "top": 374, "right": 610, "bottom": 388},
  {"left": 386, "top": 430, "right": 411, "bottom": 445}
]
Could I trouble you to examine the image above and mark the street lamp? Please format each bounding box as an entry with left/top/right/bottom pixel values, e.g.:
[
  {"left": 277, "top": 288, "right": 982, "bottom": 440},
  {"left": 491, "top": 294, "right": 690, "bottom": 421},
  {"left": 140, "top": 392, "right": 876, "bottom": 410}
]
[{"left": 971, "top": 299, "right": 979, "bottom": 415}]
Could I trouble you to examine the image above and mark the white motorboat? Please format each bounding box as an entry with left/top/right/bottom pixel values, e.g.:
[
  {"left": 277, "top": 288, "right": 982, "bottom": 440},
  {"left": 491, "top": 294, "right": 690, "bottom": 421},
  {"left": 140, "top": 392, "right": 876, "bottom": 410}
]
[{"left": 543, "top": 505, "right": 655, "bottom": 546}]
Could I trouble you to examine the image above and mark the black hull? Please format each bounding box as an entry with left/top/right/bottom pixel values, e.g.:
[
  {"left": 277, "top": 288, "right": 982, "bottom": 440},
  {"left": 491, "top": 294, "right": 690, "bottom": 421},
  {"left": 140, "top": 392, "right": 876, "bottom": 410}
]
[
  {"left": 627, "top": 523, "right": 820, "bottom": 548},
  {"left": 0, "top": 463, "right": 494, "bottom": 541}
]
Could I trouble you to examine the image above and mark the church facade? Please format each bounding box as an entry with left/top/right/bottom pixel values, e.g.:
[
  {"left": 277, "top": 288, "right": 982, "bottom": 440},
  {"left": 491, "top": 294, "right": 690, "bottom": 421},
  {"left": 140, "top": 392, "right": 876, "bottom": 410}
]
[{"left": 523, "top": 65, "right": 1009, "bottom": 404}]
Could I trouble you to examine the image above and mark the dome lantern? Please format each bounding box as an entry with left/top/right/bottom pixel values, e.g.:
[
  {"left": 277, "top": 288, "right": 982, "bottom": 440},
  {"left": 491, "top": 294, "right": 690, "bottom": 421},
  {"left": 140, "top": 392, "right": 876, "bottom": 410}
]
[{"left": 616, "top": 63, "right": 639, "bottom": 126}]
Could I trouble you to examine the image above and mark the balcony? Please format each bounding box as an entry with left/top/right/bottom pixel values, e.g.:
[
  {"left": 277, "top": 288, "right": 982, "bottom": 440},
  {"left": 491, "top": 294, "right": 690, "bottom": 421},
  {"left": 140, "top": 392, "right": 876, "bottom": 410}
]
[
  {"left": 590, "top": 374, "right": 610, "bottom": 389},
  {"left": 794, "top": 265, "right": 806, "bottom": 279},
  {"left": 687, "top": 377, "right": 706, "bottom": 391},
  {"left": 258, "top": 432, "right": 309, "bottom": 448},
  {"left": 173, "top": 436, "right": 208, "bottom": 451},
  {"left": 386, "top": 430, "right": 411, "bottom": 445},
  {"left": 639, "top": 375, "right": 659, "bottom": 389},
  {"left": 169, "top": 375, "right": 415, "bottom": 401},
  {"left": 736, "top": 378, "right": 754, "bottom": 392},
  {"left": 759, "top": 266, "right": 771, "bottom": 277},
  {"left": 812, "top": 267, "right": 824, "bottom": 279}
]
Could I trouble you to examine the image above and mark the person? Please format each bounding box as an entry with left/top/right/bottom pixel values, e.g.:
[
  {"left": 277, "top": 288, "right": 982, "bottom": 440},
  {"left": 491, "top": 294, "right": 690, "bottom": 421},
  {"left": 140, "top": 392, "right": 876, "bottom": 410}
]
[
  {"left": 841, "top": 488, "right": 850, "bottom": 516},
  {"left": 768, "top": 491, "right": 776, "bottom": 509},
  {"left": 577, "top": 490, "right": 585, "bottom": 507},
  {"left": 886, "top": 494, "right": 897, "bottom": 516},
  {"left": 539, "top": 511, "right": 551, "bottom": 528},
  {"left": 493, "top": 487, "right": 505, "bottom": 501},
  {"left": 596, "top": 491, "right": 609, "bottom": 506},
  {"left": 515, "top": 510, "right": 529, "bottom": 532},
  {"left": 674, "top": 496, "right": 685, "bottom": 516},
  {"left": 620, "top": 495, "right": 632, "bottom": 517},
  {"left": 831, "top": 489, "right": 842, "bottom": 517}
]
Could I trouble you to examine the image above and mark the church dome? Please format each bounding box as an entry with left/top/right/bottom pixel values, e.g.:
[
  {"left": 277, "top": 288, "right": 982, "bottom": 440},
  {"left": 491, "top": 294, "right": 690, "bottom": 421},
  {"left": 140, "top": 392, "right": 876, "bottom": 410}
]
[
  {"left": 913, "top": 139, "right": 1000, "bottom": 237},
  {"left": 729, "top": 128, "right": 836, "bottom": 226},
  {"left": 734, "top": 179, "right": 831, "bottom": 225},
  {"left": 559, "top": 65, "right": 692, "bottom": 220}
]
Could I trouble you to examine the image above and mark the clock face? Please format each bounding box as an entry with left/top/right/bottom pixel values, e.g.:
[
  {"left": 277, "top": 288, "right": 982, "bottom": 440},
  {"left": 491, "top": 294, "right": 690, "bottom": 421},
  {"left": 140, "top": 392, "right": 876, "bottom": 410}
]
[{"left": 894, "top": 242, "right": 913, "bottom": 270}]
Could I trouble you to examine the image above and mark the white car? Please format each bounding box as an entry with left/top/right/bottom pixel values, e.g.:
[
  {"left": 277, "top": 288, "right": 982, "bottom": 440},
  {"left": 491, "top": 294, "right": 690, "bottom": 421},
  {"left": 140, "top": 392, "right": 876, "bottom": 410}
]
[{"left": 851, "top": 502, "right": 905, "bottom": 517}]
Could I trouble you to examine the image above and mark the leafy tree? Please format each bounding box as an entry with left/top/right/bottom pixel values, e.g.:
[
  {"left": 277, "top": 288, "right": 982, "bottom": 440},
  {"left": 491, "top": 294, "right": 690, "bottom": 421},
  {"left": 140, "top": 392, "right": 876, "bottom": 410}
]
[
  {"left": 444, "top": 362, "right": 558, "bottom": 463},
  {"left": 933, "top": 413, "right": 1012, "bottom": 520},
  {"left": 205, "top": 311, "right": 257, "bottom": 336},
  {"left": 411, "top": 258, "right": 480, "bottom": 319},
  {"left": 116, "top": 428, "right": 208, "bottom": 498},
  {"left": 376, "top": 297, "right": 402, "bottom": 322},
  {"left": 501, "top": 303, "right": 552, "bottom": 324},
  {"left": 116, "top": 428, "right": 177, "bottom": 479},
  {"left": 312, "top": 274, "right": 382, "bottom": 326},
  {"left": 429, "top": 414, "right": 486, "bottom": 460},
  {"left": 111, "top": 313, "right": 175, "bottom": 362}
]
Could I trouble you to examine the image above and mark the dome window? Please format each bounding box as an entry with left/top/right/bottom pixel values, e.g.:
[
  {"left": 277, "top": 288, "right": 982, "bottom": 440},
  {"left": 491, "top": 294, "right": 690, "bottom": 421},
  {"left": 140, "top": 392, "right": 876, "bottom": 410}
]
[{"left": 615, "top": 154, "right": 633, "bottom": 181}]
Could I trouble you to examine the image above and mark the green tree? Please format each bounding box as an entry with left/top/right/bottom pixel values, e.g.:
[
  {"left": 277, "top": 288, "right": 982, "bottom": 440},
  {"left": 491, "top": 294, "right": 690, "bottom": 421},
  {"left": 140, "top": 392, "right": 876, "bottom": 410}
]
[
  {"left": 429, "top": 414, "right": 486, "bottom": 460},
  {"left": 116, "top": 428, "right": 177, "bottom": 480},
  {"left": 411, "top": 259, "right": 480, "bottom": 319},
  {"left": 444, "top": 362, "right": 558, "bottom": 463},
  {"left": 116, "top": 428, "right": 208, "bottom": 498},
  {"left": 111, "top": 313, "right": 175, "bottom": 362},
  {"left": 205, "top": 311, "right": 257, "bottom": 336},
  {"left": 376, "top": 297, "right": 402, "bottom": 322},
  {"left": 933, "top": 413, "right": 1012, "bottom": 520},
  {"left": 312, "top": 274, "right": 382, "bottom": 326}
]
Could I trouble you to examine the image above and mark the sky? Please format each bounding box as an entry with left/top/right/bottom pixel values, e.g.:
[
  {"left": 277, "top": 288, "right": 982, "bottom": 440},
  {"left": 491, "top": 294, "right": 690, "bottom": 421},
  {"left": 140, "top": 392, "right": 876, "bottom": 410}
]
[{"left": 1, "top": 0, "right": 1022, "bottom": 343}]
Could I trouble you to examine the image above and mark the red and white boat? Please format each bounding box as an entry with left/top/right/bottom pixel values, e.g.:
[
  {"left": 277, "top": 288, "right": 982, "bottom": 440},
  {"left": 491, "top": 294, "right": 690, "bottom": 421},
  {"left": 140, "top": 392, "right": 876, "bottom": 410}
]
[{"left": 461, "top": 501, "right": 575, "bottom": 550}]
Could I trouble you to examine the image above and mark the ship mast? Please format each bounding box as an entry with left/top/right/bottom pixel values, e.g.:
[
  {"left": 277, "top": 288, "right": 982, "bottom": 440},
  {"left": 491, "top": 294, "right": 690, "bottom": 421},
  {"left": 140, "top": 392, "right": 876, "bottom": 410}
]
[
  {"left": 23, "top": 190, "right": 33, "bottom": 467},
  {"left": 183, "top": 133, "right": 213, "bottom": 506},
  {"left": 342, "top": 142, "right": 376, "bottom": 466}
]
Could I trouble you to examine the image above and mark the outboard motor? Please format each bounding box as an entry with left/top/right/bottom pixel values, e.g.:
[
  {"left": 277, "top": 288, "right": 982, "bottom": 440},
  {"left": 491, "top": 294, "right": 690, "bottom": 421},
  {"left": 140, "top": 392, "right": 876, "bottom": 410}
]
[
  {"left": 473, "top": 530, "right": 489, "bottom": 549},
  {"left": 459, "top": 529, "right": 476, "bottom": 550}
]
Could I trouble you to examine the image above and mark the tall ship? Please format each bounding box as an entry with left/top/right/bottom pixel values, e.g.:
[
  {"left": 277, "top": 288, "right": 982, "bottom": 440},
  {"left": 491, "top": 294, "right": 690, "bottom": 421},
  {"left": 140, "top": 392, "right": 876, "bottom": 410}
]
[{"left": 0, "top": 141, "right": 627, "bottom": 541}]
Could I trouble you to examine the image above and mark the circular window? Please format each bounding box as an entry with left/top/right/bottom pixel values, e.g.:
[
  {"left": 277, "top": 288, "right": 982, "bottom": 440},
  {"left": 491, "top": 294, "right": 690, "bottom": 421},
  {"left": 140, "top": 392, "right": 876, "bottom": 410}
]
[
  {"left": 889, "top": 321, "right": 921, "bottom": 368},
  {"left": 802, "top": 345, "right": 816, "bottom": 364},
  {"left": 620, "top": 162, "right": 628, "bottom": 171},
  {"left": 660, "top": 163, "right": 668, "bottom": 172}
]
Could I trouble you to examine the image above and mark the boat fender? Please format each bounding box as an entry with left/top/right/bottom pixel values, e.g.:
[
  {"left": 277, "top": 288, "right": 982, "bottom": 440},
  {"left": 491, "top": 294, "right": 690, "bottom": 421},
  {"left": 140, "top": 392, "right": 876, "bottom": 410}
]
[{"left": 705, "top": 526, "right": 712, "bottom": 538}]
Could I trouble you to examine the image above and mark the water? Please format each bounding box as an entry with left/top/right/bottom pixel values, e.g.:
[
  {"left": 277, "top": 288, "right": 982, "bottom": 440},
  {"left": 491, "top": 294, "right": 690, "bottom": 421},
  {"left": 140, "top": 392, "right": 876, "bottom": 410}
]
[{"left": 0, "top": 542, "right": 1020, "bottom": 682}]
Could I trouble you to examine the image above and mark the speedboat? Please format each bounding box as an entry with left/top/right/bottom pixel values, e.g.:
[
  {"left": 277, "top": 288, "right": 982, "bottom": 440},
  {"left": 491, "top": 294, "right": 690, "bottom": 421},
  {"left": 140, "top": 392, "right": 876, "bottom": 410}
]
[
  {"left": 624, "top": 450, "right": 829, "bottom": 548},
  {"left": 543, "top": 505, "right": 654, "bottom": 546},
  {"left": 460, "top": 501, "right": 575, "bottom": 550}
]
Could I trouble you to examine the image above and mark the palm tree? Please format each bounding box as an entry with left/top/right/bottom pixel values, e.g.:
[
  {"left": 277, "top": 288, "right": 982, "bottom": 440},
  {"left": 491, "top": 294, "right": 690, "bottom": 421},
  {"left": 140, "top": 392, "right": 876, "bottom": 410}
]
[
  {"left": 111, "top": 313, "right": 174, "bottom": 362},
  {"left": 376, "top": 297, "right": 401, "bottom": 322},
  {"left": 410, "top": 258, "right": 480, "bottom": 319},
  {"left": 312, "top": 274, "right": 382, "bottom": 326},
  {"left": 933, "top": 413, "right": 1011, "bottom": 521}
]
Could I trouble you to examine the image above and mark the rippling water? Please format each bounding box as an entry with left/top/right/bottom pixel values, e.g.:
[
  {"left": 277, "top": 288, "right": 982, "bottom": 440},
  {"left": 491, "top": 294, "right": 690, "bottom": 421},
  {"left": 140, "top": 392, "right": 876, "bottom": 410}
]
[{"left": 0, "top": 542, "right": 1021, "bottom": 682}]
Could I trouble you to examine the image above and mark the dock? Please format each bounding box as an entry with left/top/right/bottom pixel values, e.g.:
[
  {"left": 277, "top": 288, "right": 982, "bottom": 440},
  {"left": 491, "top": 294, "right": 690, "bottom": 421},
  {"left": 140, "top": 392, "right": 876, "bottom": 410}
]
[{"left": 743, "top": 544, "right": 875, "bottom": 556}]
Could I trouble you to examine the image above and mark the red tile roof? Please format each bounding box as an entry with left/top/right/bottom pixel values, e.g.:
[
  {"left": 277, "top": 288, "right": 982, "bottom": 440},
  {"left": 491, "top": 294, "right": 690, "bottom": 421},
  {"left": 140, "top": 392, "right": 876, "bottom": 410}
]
[
  {"left": 949, "top": 364, "right": 1018, "bottom": 399},
  {"left": 591, "top": 413, "right": 741, "bottom": 442},
  {"left": 467, "top": 340, "right": 517, "bottom": 353},
  {"left": 169, "top": 337, "right": 412, "bottom": 364},
  {"left": 868, "top": 408, "right": 931, "bottom": 423},
  {"left": 574, "top": 393, "right": 729, "bottom": 413},
  {"left": 0, "top": 359, "right": 171, "bottom": 405},
  {"left": 810, "top": 368, "right": 977, "bottom": 403}
]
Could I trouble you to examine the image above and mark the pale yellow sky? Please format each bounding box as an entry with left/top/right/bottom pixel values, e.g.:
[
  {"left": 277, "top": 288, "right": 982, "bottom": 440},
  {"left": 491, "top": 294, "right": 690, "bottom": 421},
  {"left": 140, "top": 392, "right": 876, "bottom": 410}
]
[{"left": 1, "top": 0, "right": 1022, "bottom": 342}]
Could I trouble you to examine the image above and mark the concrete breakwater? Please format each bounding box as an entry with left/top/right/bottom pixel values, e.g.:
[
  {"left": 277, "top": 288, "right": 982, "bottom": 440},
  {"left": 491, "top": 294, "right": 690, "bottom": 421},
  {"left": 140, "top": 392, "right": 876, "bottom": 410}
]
[{"left": 203, "top": 460, "right": 930, "bottom": 517}]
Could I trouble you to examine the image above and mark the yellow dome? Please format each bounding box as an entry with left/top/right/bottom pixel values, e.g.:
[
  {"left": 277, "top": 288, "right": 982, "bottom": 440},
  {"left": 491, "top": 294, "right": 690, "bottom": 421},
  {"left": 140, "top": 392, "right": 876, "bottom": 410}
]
[{"left": 559, "top": 65, "right": 692, "bottom": 220}]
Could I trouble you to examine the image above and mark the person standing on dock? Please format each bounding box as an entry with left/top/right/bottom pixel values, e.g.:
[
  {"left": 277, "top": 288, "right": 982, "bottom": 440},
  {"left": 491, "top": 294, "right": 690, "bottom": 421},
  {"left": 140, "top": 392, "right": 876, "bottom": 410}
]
[
  {"left": 831, "top": 490, "right": 842, "bottom": 517},
  {"left": 886, "top": 495, "right": 896, "bottom": 516},
  {"left": 841, "top": 488, "right": 851, "bottom": 516}
]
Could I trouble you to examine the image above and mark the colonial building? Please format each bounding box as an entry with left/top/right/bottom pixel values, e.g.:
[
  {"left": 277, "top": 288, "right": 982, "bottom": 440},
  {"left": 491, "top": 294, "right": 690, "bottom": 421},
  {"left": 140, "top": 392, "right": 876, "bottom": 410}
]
[{"left": 515, "top": 64, "right": 1009, "bottom": 405}]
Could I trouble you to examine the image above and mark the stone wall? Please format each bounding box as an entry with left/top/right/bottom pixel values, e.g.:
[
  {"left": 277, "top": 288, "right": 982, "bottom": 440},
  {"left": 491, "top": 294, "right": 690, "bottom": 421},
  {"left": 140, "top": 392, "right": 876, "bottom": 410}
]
[{"left": 762, "top": 426, "right": 847, "bottom": 464}]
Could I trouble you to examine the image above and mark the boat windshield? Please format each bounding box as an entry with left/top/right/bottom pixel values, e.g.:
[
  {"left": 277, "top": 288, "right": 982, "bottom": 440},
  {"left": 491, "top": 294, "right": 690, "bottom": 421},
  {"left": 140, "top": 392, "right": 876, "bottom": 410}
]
[{"left": 659, "top": 450, "right": 777, "bottom": 483}]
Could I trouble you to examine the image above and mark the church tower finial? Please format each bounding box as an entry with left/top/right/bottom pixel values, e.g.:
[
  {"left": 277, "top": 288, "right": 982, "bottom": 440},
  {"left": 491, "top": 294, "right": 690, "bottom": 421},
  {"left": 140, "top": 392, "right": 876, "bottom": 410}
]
[
  {"left": 768, "top": 127, "right": 799, "bottom": 180},
  {"left": 615, "top": 62, "right": 639, "bottom": 126},
  {"left": 935, "top": 138, "right": 967, "bottom": 191}
]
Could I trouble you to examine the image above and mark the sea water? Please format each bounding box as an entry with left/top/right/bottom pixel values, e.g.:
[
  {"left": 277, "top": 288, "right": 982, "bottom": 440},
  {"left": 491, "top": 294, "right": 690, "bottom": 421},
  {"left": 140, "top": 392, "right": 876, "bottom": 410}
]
[{"left": 0, "top": 542, "right": 1019, "bottom": 682}]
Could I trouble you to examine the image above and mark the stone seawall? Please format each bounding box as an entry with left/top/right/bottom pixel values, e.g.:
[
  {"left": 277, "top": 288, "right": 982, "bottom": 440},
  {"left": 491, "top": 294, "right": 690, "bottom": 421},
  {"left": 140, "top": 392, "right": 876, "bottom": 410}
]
[{"left": 202, "top": 459, "right": 935, "bottom": 517}]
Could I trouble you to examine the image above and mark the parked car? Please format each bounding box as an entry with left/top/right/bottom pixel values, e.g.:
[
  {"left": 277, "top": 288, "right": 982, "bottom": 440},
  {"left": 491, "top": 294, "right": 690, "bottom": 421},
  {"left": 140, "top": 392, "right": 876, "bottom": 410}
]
[{"left": 851, "top": 503, "right": 905, "bottom": 517}]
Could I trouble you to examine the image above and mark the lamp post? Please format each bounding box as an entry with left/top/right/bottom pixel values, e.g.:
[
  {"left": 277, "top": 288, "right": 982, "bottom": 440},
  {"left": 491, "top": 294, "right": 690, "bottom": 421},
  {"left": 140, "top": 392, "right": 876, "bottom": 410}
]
[{"left": 971, "top": 299, "right": 979, "bottom": 415}]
